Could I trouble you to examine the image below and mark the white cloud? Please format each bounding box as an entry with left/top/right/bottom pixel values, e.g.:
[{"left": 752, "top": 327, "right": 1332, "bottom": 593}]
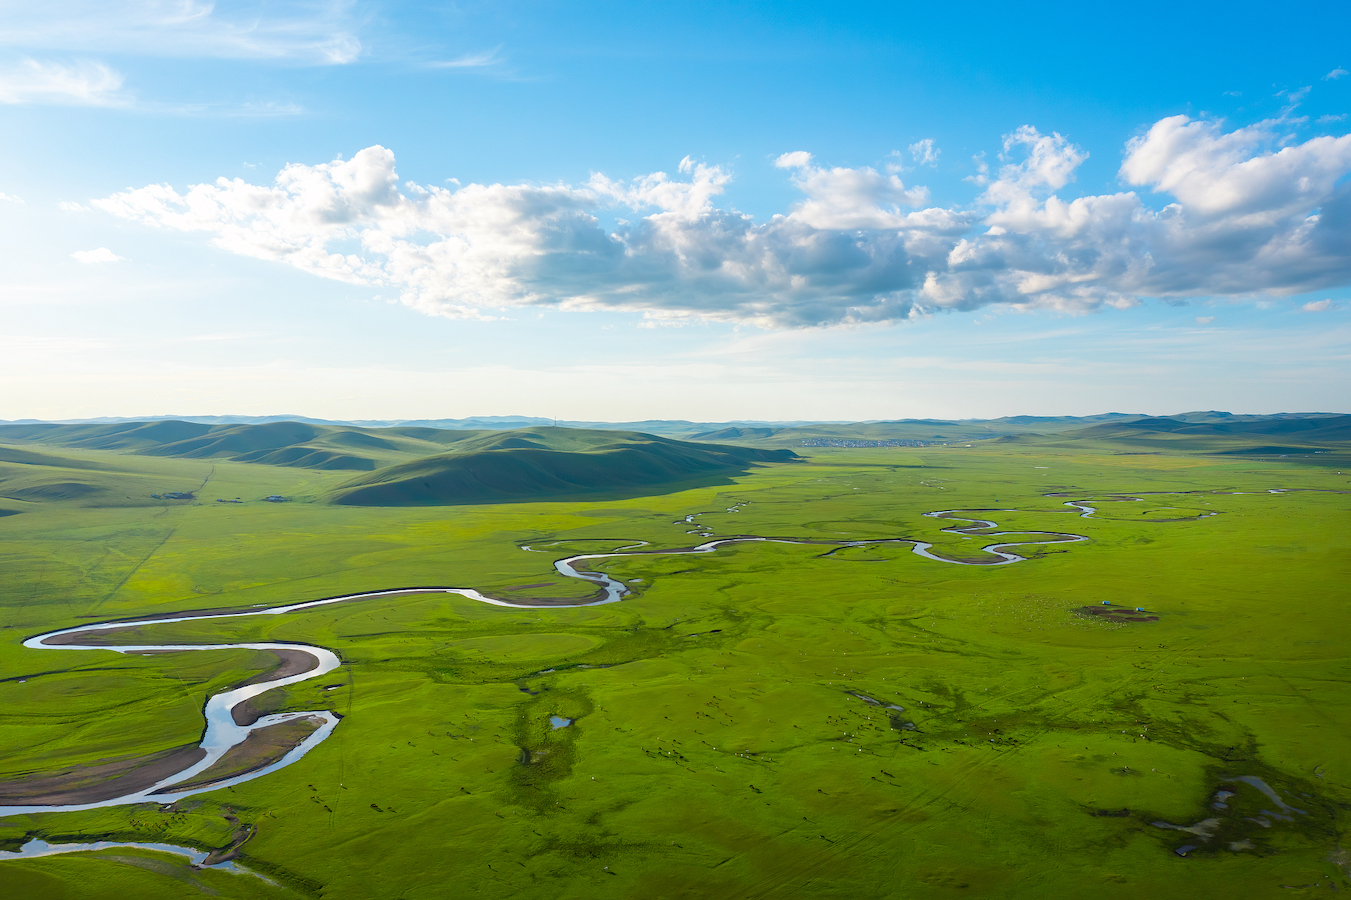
[
  {"left": 774, "top": 151, "right": 812, "bottom": 169},
  {"left": 1196, "top": 316, "right": 1215, "bottom": 324},
  {"left": 909, "top": 138, "right": 940, "bottom": 167},
  {"left": 1119, "top": 115, "right": 1351, "bottom": 217},
  {"left": 58, "top": 200, "right": 89, "bottom": 211},
  {"left": 71, "top": 247, "right": 125, "bottom": 263},
  {"left": 983, "top": 126, "right": 1086, "bottom": 203},
  {"left": 0, "top": 58, "right": 124, "bottom": 105},
  {"left": 964, "top": 153, "right": 990, "bottom": 186},
  {"left": 224, "top": 101, "right": 306, "bottom": 117},
  {"left": 0, "top": 192, "right": 22, "bottom": 203},
  {"left": 428, "top": 47, "right": 503, "bottom": 69},
  {"left": 1279, "top": 86, "right": 1312, "bottom": 112},
  {"left": 1326, "top": 68, "right": 1348, "bottom": 81},
  {"left": 1319, "top": 114, "right": 1348, "bottom": 124},
  {"left": 88, "top": 115, "right": 1351, "bottom": 328},
  {"left": 773, "top": 154, "right": 931, "bottom": 229},
  {"left": 0, "top": 1, "right": 360, "bottom": 65},
  {"left": 1302, "top": 299, "right": 1335, "bottom": 312}
]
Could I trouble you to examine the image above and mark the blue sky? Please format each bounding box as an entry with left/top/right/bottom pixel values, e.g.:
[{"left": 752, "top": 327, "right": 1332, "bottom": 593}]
[{"left": 1, "top": 0, "right": 1348, "bottom": 421}]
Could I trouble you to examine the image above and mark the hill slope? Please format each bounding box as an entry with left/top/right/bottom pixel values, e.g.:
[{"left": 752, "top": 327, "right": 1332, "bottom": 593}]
[
  {"left": 0, "top": 420, "right": 487, "bottom": 471},
  {"left": 0, "top": 445, "right": 204, "bottom": 512},
  {"left": 999, "top": 414, "right": 1351, "bottom": 456},
  {"left": 4, "top": 413, "right": 1345, "bottom": 469},
  {"left": 327, "top": 428, "right": 798, "bottom": 506}
]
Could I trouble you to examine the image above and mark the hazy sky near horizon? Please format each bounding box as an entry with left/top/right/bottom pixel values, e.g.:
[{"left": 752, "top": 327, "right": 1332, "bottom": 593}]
[{"left": 2, "top": 0, "right": 1349, "bottom": 422}]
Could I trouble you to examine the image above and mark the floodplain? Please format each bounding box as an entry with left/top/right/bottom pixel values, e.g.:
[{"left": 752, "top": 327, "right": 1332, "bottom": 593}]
[{"left": 0, "top": 432, "right": 1348, "bottom": 898}]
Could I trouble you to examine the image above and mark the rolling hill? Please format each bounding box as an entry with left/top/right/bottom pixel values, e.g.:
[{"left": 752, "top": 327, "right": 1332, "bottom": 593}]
[
  {"left": 2, "top": 413, "right": 1345, "bottom": 494},
  {"left": 687, "top": 412, "right": 1351, "bottom": 448},
  {"left": 0, "top": 444, "right": 204, "bottom": 512},
  {"left": 0, "top": 420, "right": 486, "bottom": 471},
  {"left": 326, "top": 428, "right": 798, "bottom": 506},
  {"left": 997, "top": 414, "right": 1351, "bottom": 457}
]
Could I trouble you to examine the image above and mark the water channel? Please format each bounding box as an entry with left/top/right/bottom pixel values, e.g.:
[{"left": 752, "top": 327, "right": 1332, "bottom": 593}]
[
  {"left": 0, "top": 499, "right": 1106, "bottom": 822},
  {"left": 2, "top": 484, "right": 1337, "bottom": 878}
]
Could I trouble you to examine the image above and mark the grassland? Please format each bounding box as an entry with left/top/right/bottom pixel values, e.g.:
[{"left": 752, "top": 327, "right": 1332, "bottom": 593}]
[{"left": 0, "top": 431, "right": 1348, "bottom": 898}]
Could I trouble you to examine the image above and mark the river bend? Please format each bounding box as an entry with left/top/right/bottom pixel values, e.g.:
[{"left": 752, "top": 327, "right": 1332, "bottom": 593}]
[{"left": 0, "top": 498, "right": 1132, "bottom": 818}]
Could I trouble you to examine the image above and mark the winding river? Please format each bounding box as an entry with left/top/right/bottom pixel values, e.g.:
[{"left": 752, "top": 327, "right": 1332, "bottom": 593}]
[
  {"left": 0, "top": 500, "right": 1099, "bottom": 822},
  {"left": 3, "top": 486, "right": 1336, "bottom": 875}
]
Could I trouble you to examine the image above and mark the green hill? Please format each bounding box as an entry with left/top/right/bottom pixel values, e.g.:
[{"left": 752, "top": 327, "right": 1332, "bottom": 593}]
[
  {"left": 327, "top": 427, "right": 798, "bottom": 506},
  {"left": 686, "top": 412, "right": 1351, "bottom": 449},
  {"left": 0, "top": 420, "right": 484, "bottom": 471},
  {"left": 1065, "top": 414, "right": 1351, "bottom": 445},
  {"left": 1002, "top": 414, "right": 1351, "bottom": 458},
  {"left": 686, "top": 416, "right": 1151, "bottom": 447},
  {"left": 0, "top": 445, "right": 204, "bottom": 511},
  {"left": 4, "top": 413, "right": 1345, "bottom": 475}
]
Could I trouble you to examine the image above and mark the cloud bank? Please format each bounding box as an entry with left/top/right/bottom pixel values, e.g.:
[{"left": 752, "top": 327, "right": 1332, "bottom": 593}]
[{"left": 91, "top": 115, "right": 1351, "bottom": 327}]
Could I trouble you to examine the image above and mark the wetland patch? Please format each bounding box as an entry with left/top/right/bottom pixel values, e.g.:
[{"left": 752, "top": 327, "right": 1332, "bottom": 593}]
[
  {"left": 1142, "top": 768, "right": 1337, "bottom": 859},
  {"left": 1075, "top": 603, "right": 1159, "bottom": 623}
]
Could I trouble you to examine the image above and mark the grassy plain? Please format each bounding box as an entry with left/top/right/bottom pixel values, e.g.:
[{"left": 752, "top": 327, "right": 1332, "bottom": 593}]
[{"left": 0, "top": 437, "right": 1348, "bottom": 898}]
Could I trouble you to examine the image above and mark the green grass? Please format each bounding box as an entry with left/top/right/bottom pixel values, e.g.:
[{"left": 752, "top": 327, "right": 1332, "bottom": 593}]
[{"left": 0, "top": 437, "right": 1347, "bottom": 898}]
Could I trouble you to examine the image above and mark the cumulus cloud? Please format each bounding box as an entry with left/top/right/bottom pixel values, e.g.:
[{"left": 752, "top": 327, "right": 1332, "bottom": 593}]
[
  {"left": 1326, "top": 68, "right": 1348, "bottom": 81},
  {"left": 89, "top": 115, "right": 1351, "bottom": 328},
  {"left": 773, "top": 151, "right": 812, "bottom": 169},
  {"left": 909, "top": 139, "right": 940, "bottom": 167},
  {"left": 772, "top": 151, "right": 931, "bottom": 229},
  {"left": 0, "top": 58, "right": 124, "bottom": 105},
  {"left": 1302, "top": 299, "right": 1335, "bottom": 312},
  {"left": 0, "top": 1, "right": 360, "bottom": 64},
  {"left": 71, "top": 247, "right": 125, "bottom": 263}
]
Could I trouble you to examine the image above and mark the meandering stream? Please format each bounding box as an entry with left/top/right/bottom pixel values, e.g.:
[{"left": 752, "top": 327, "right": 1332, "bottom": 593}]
[
  {"left": 0, "top": 500, "right": 1101, "bottom": 823},
  {"left": 4, "top": 492, "right": 1228, "bottom": 830}
]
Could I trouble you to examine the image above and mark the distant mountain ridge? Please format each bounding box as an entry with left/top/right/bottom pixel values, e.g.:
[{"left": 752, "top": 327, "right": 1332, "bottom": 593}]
[
  {"left": 0, "top": 414, "right": 831, "bottom": 435},
  {"left": 1060, "top": 414, "right": 1351, "bottom": 450},
  {"left": 2, "top": 414, "right": 1345, "bottom": 512},
  {"left": 1, "top": 412, "right": 1346, "bottom": 474},
  {"left": 4, "top": 410, "right": 1341, "bottom": 436}
]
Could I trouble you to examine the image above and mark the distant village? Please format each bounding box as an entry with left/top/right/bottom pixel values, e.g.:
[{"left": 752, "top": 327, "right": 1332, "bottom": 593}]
[
  {"left": 150, "top": 492, "right": 288, "bottom": 503},
  {"left": 800, "top": 439, "right": 932, "bottom": 448}
]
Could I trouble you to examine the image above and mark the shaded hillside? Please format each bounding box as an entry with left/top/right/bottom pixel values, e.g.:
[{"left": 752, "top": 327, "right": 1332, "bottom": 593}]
[
  {"left": 1004, "top": 414, "right": 1351, "bottom": 457},
  {"left": 691, "top": 420, "right": 1031, "bottom": 446},
  {"left": 0, "top": 420, "right": 487, "bottom": 471},
  {"left": 0, "top": 445, "right": 202, "bottom": 511},
  {"left": 0, "top": 414, "right": 823, "bottom": 436},
  {"left": 687, "top": 416, "right": 1165, "bottom": 446},
  {"left": 4, "top": 413, "right": 1345, "bottom": 471},
  {"left": 328, "top": 428, "right": 798, "bottom": 506},
  {"left": 688, "top": 412, "right": 1351, "bottom": 449},
  {"left": 1088, "top": 415, "right": 1351, "bottom": 441}
]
